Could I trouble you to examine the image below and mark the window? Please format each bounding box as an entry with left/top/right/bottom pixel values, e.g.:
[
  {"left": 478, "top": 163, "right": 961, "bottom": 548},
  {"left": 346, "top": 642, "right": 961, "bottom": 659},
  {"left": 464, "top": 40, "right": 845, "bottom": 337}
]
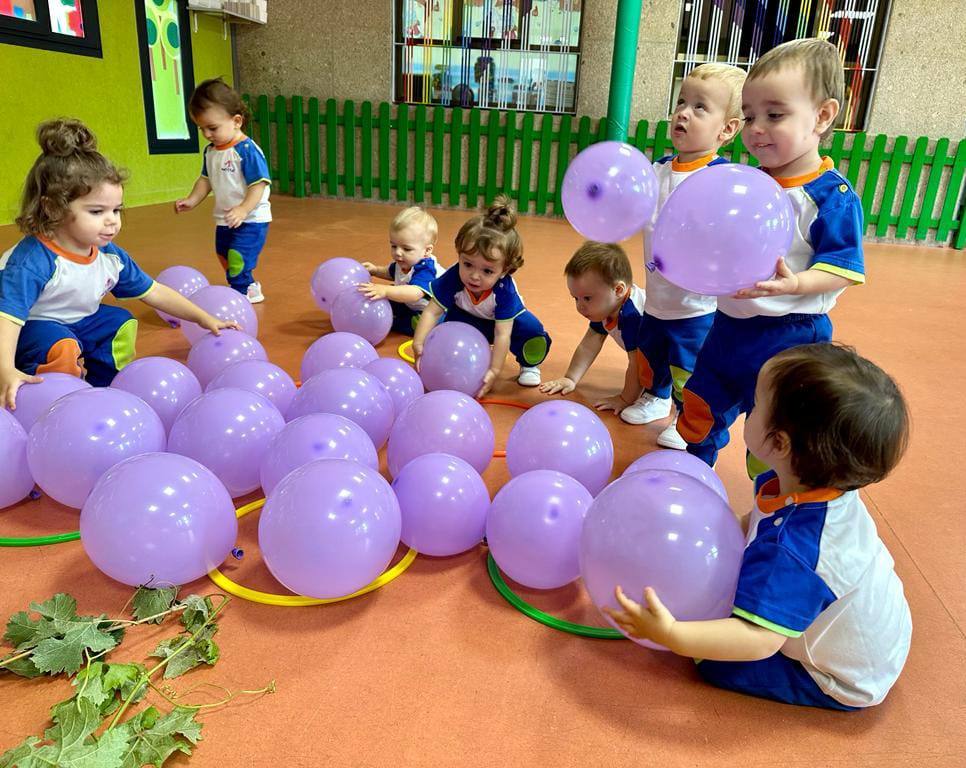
[
  {"left": 671, "top": 0, "right": 893, "bottom": 131},
  {"left": 0, "top": 0, "right": 101, "bottom": 57},
  {"left": 393, "top": 0, "right": 584, "bottom": 114}
]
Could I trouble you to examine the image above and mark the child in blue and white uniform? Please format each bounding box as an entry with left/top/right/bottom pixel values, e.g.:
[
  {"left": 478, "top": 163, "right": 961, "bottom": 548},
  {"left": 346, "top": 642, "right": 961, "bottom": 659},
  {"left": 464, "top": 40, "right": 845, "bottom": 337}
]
[
  {"left": 621, "top": 63, "right": 746, "bottom": 450},
  {"left": 677, "top": 39, "right": 865, "bottom": 473},
  {"left": 359, "top": 206, "right": 445, "bottom": 336},
  {"left": 413, "top": 195, "right": 551, "bottom": 397},
  {"left": 0, "top": 119, "right": 237, "bottom": 407},
  {"left": 175, "top": 77, "right": 271, "bottom": 304},
  {"left": 607, "top": 343, "right": 911, "bottom": 711}
]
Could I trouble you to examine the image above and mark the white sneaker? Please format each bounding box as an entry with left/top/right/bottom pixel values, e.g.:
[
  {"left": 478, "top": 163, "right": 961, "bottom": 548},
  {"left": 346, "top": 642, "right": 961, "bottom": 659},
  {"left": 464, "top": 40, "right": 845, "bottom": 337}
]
[
  {"left": 517, "top": 366, "right": 541, "bottom": 387},
  {"left": 246, "top": 281, "right": 265, "bottom": 304},
  {"left": 620, "top": 392, "right": 672, "bottom": 425},
  {"left": 656, "top": 416, "right": 688, "bottom": 450}
]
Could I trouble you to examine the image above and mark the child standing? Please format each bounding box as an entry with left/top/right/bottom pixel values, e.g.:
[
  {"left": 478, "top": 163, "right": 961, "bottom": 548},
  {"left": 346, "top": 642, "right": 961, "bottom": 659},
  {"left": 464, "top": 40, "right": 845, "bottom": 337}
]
[
  {"left": 621, "top": 63, "right": 746, "bottom": 449},
  {"left": 540, "top": 242, "right": 646, "bottom": 414},
  {"left": 677, "top": 39, "right": 865, "bottom": 471},
  {"left": 358, "top": 206, "right": 445, "bottom": 336},
  {"left": 413, "top": 195, "right": 551, "bottom": 397},
  {"left": 175, "top": 77, "right": 271, "bottom": 304},
  {"left": 0, "top": 119, "right": 237, "bottom": 407},
  {"left": 606, "top": 343, "right": 911, "bottom": 711}
]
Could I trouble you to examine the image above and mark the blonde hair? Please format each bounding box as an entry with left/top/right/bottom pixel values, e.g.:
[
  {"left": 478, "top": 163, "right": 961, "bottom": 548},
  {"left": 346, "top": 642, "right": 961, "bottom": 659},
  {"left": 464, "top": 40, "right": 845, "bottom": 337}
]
[
  {"left": 454, "top": 194, "right": 523, "bottom": 275},
  {"left": 17, "top": 118, "right": 126, "bottom": 237},
  {"left": 747, "top": 38, "right": 844, "bottom": 137},
  {"left": 390, "top": 206, "right": 438, "bottom": 243},
  {"left": 687, "top": 63, "right": 747, "bottom": 121},
  {"left": 564, "top": 241, "right": 632, "bottom": 287}
]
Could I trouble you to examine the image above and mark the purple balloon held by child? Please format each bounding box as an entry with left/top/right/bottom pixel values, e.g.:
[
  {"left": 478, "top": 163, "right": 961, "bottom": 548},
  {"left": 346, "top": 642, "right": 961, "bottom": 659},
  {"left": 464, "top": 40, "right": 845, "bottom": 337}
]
[
  {"left": 418, "top": 321, "right": 491, "bottom": 396},
  {"left": 330, "top": 288, "right": 393, "bottom": 346},
  {"left": 154, "top": 265, "right": 209, "bottom": 327},
  {"left": 310, "top": 258, "right": 370, "bottom": 314},
  {"left": 623, "top": 449, "right": 728, "bottom": 502},
  {"left": 8, "top": 372, "right": 91, "bottom": 433}
]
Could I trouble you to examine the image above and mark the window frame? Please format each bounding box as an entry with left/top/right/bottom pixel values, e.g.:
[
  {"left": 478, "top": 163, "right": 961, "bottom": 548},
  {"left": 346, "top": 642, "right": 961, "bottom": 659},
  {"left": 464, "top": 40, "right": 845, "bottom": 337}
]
[{"left": 0, "top": 0, "right": 102, "bottom": 58}]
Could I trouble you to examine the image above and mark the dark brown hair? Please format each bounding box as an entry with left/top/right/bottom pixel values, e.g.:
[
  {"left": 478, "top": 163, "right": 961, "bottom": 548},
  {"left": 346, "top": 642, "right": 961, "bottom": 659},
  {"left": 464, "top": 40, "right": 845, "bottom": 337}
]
[
  {"left": 454, "top": 194, "right": 523, "bottom": 274},
  {"left": 189, "top": 77, "right": 250, "bottom": 122},
  {"left": 764, "top": 343, "right": 909, "bottom": 491},
  {"left": 564, "top": 241, "right": 633, "bottom": 286},
  {"left": 16, "top": 118, "right": 126, "bottom": 237}
]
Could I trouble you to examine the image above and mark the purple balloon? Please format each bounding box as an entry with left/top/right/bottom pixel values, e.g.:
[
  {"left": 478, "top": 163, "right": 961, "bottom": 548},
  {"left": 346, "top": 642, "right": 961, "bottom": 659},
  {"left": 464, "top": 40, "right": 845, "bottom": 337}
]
[
  {"left": 27, "top": 388, "right": 165, "bottom": 509},
  {"left": 167, "top": 388, "right": 285, "bottom": 497},
  {"left": 287, "top": 368, "right": 394, "bottom": 448},
  {"left": 259, "top": 413, "right": 379, "bottom": 498},
  {"left": 207, "top": 359, "right": 297, "bottom": 420},
  {"left": 301, "top": 332, "right": 378, "bottom": 381},
  {"left": 364, "top": 357, "right": 424, "bottom": 417},
  {"left": 580, "top": 469, "right": 745, "bottom": 649},
  {"left": 111, "top": 357, "right": 202, "bottom": 434},
  {"left": 154, "top": 266, "right": 209, "bottom": 327},
  {"left": 80, "top": 452, "right": 237, "bottom": 587},
  {"left": 310, "top": 258, "right": 370, "bottom": 314},
  {"left": 259, "top": 458, "right": 402, "bottom": 598},
  {"left": 387, "top": 390, "right": 495, "bottom": 477},
  {"left": 561, "top": 141, "right": 659, "bottom": 242},
  {"left": 392, "top": 453, "right": 489, "bottom": 556},
  {"left": 330, "top": 288, "right": 393, "bottom": 346},
  {"left": 651, "top": 164, "right": 795, "bottom": 296},
  {"left": 418, "top": 321, "right": 492, "bottom": 396},
  {"left": 623, "top": 449, "right": 728, "bottom": 502},
  {"left": 486, "top": 470, "right": 594, "bottom": 590},
  {"left": 505, "top": 401, "right": 614, "bottom": 495},
  {"left": 181, "top": 285, "right": 259, "bottom": 344},
  {"left": 0, "top": 408, "right": 33, "bottom": 509},
  {"left": 187, "top": 330, "right": 268, "bottom": 388},
  {"left": 8, "top": 372, "right": 91, "bottom": 433}
]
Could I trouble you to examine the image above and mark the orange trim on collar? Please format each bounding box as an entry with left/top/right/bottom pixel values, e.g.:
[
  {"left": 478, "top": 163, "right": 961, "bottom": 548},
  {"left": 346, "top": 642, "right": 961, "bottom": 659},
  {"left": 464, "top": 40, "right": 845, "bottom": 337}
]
[
  {"left": 214, "top": 135, "right": 247, "bottom": 151},
  {"left": 771, "top": 156, "right": 835, "bottom": 189},
  {"left": 38, "top": 236, "right": 97, "bottom": 265},
  {"left": 671, "top": 154, "right": 718, "bottom": 172},
  {"left": 465, "top": 288, "right": 493, "bottom": 305},
  {"left": 602, "top": 291, "right": 631, "bottom": 331},
  {"left": 756, "top": 475, "right": 843, "bottom": 515}
]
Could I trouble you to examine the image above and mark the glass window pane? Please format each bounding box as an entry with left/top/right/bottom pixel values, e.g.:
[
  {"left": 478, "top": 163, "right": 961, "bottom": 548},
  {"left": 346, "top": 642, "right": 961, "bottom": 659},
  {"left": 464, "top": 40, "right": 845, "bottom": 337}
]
[
  {"left": 48, "top": 0, "right": 84, "bottom": 37},
  {"left": 1, "top": 1, "right": 37, "bottom": 20}
]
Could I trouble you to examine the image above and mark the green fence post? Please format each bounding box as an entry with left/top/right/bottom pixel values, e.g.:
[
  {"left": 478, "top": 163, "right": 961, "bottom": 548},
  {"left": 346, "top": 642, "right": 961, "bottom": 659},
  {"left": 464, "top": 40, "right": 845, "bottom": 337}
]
[
  {"left": 308, "top": 97, "right": 321, "bottom": 195},
  {"left": 361, "top": 101, "right": 373, "bottom": 199},
  {"left": 535, "top": 113, "right": 554, "bottom": 215},
  {"left": 326, "top": 98, "right": 339, "bottom": 196},
  {"left": 937, "top": 139, "right": 966, "bottom": 244},
  {"left": 450, "top": 107, "right": 464, "bottom": 206},
  {"left": 397, "top": 103, "right": 410, "bottom": 202},
  {"left": 503, "top": 110, "right": 518, "bottom": 198},
  {"left": 291, "top": 95, "right": 305, "bottom": 198},
  {"left": 257, "top": 95, "right": 271, "bottom": 175},
  {"left": 895, "top": 136, "right": 929, "bottom": 239},
  {"left": 915, "top": 138, "right": 949, "bottom": 241},
  {"left": 485, "top": 110, "right": 501, "bottom": 205},
  {"left": 413, "top": 104, "right": 428, "bottom": 203},
  {"left": 431, "top": 107, "right": 445, "bottom": 205},
  {"left": 344, "top": 100, "right": 356, "bottom": 197},
  {"left": 274, "top": 95, "right": 290, "bottom": 194},
  {"left": 553, "top": 115, "right": 573, "bottom": 215},
  {"left": 518, "top": 112, "right": 535, "bottom": 212},
  {"left": 467, "top": 108, "right": 482, "bottom": 209},
  {"left": 846, "top": 132, "right": 865, "bottom": 188},
  {"left": 860, "top": 134, "right": 887, "bottom": 231},
  {"left": 876, "top": 136, "right": 907, "bottom": 238},
  {"left": 378, "top": 102, "right": 392, "bottom": 200}
]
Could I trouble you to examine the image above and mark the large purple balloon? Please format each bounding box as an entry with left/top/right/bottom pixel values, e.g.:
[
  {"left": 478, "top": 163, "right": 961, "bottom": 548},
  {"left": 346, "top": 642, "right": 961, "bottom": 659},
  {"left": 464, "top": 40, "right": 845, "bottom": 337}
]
[
  {"left": 650, "top": 164, "right": 795, "bottom": 296},
  {"left": 259, "top": 413, "right": 379, "bottom": 498},
  {"left": 8, "top": 372, "right": 91, "bottom": 433},
  {"left": 301, "top": 332, "right": 378, "bottom": 381},
  {"left": 181, "top": 285, "right": 258, "bottom": 344},
  {"left": 505, "top": 401, "right": 614, "bottom": 495},
  {"left": 80, "top": 452, "right": 237, "bottom": 587},
  {"left": 363, "top": 357, "right": 424, "bottom": 417},
  {"left": 310, "top": 258, "right": 370, "bottom": 314},
  {"left": 207, "top": 360, "right": 297, "bottom": 420},
  {"left": 287, "top": 368, "right": 394, "bottom": 448},
  {"left": 418, "top": 321, "right": 492, "bottom": 396},
  {"left": 330, "top": 288, "right": 393, "bottom": 346},
  {"left": 0, "top": 408, "right": 33, "bottom": 509},
  {"left": 486, "top": 470, "right": 593, "bottom": 590},
  {"left": 186, "top": 330, "right": 267, "bottom": 388},
  {"left": 259, "top": 459, "right": 402, "bottom": 598},
  {"left": 623, "top": 449, "right": 728, "bottom": 502},
  {"left": 154, "top": 265, "right": 209, "bottom": 327},
  {"left": 27, "top": 388, "right": 165, "bottom": 509},
  {"left": 111, "top": 357, "right": 202, "bottom": 434},
  {"left": 392, "top": 453, "right": 489, "bottom": 556},
  {"left": 387, "top": 390, "right": 495, "bottom": 477},
  {"left": 580, "top": 469, "right": 745, "bottom": 649},
  {"left": 167, "top": 388, "right": 285, "bottom": 497},
  {"left": 561, "top": 141, "right": 658, "bottom": 242}
]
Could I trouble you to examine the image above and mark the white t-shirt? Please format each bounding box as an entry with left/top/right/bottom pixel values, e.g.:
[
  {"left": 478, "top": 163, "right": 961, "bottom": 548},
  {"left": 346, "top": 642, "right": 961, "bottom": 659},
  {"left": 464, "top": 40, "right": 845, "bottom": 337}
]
[{"left": 201, "top": 136, "right": 272, "bottom": 226}]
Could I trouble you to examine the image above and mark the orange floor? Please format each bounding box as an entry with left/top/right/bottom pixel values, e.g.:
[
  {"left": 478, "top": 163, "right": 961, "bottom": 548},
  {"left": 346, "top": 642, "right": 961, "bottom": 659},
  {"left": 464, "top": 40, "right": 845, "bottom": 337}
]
[{"left": 1, "top": 198, "right": 964, "bottom": 767}]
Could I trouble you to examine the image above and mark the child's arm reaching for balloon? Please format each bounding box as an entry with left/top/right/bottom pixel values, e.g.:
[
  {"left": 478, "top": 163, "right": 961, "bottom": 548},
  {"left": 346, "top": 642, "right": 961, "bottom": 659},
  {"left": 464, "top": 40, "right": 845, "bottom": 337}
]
[
  {"left": 0, "top": 317, "right": 42, "bottom": 410},
  {"left": 604, "top": 586, "right": 786, "bottom": 661},
  {"left": 358, "top": 283, "right": 424, "bottom": 304},
  {"left": 412, "top": 301, "right": 445, "bottom": 365},
  {"left": 540, "top": 328, "right": 606, "bottom": 396},
  {"left": 361, "top": 262, "right": 391, "bottom": 280},
  {"left": 732, "top": 258, "right": 854, "bottom": 299},
  {"left": 140, "top": 284, "right": 241, "bottom": 335},
  {"left": 595, "top": 351, "right": 643, "bottom": 414},
  {"left": 477, "top": 320, "right": 512, "bottom": 398}
]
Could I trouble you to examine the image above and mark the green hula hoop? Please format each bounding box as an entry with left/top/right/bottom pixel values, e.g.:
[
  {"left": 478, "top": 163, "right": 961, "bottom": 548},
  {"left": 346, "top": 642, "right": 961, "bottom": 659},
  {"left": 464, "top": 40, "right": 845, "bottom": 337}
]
[
  {"left": 486, "top": 553, "right": 623, "bottom": 640},
  {"left": 0, "top": 530, "right": 80, "bottom": 547}
]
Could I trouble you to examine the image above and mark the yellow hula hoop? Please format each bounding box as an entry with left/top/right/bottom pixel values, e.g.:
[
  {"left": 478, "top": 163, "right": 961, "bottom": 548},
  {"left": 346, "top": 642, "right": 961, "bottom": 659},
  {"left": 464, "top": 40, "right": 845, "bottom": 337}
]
[
  {"left": 207, "top": 497, "right": 418, "bottom": 607},
  {"left": 398, "top": 339, "right": 415, "bottom": 364}
]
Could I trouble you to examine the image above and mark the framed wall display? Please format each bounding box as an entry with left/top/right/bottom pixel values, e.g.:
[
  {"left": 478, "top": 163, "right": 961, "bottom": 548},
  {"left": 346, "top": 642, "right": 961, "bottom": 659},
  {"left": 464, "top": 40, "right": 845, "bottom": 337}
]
[{"left": 0, "top": 0, "right": 102, "bottom": 57}]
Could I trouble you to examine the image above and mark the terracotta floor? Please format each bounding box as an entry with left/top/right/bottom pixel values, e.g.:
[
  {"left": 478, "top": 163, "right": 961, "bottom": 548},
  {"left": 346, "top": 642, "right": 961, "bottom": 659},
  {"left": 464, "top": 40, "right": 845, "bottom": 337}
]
[{"left": 1, "top": 197, "right": 964, "bottom": 767}]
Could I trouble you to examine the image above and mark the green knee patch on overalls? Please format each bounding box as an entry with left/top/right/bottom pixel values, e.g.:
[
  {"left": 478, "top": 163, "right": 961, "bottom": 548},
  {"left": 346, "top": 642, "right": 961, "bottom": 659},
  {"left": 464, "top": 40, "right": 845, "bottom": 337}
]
[
  {"left": 227, "top": 248, "right": 246, "bottom": 278},
  {"left": 112, "top": 319, "right": 138, "bottom": 371},
  {"left": 522, "top": 336, "right": 548, "bottom": 366}
]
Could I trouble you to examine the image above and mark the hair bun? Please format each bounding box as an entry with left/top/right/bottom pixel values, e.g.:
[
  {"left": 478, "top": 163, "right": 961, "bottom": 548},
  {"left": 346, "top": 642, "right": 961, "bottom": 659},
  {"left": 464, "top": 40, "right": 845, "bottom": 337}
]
[
  {"left": 485, "top": 194, "right": 517, "bottom": 231},
  {"left": 37, "top": 118, "right": 98, "bottom": 157}
]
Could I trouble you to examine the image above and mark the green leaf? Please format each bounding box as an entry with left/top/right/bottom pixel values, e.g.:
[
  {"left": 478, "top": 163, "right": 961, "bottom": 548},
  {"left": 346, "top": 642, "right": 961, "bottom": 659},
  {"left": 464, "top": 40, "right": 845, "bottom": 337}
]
[
  {"left": 150, "top": 627, "right": 220, "bottom": 680},
  {"left": 178, "top": 596, "right": 212, "bottom": 634},
  {"left": 116, "top": 707, "right": 202, "bottom": 768},
  {"left": 30, "top": 594, "right": 78, "bottom": 626},
  {"left": 0, "top": 737, "right": 39, "bottom": 768},
  {"left": 1, "top": 655, "right": 42, "bottom": 679},
  {"left": 31, "top": 621, "right": 119, "bottom": 676},
  {"left": 131, "top": 587, "right": 179, "bottom": 625},
  {"left": 4, "top": 611, "right": 46, "bottom": 650},
  {"left": 72, "top": 663, "right": 148, "bottom": 716}
]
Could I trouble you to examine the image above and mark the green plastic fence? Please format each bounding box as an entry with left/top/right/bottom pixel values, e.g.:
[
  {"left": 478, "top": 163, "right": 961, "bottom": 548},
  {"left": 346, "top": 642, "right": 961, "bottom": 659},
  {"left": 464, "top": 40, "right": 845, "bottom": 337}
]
[{"left": 244, "top": 95, "right": 966, "bottom": 248}]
